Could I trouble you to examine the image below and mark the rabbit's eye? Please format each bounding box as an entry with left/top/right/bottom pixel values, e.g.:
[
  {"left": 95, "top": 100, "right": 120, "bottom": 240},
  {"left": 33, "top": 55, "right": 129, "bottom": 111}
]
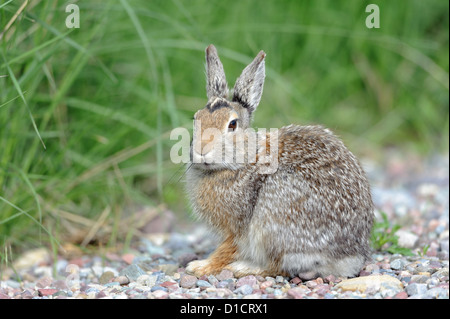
[{"left": 228, "top": 119, "right": 237, "bottom": 131}]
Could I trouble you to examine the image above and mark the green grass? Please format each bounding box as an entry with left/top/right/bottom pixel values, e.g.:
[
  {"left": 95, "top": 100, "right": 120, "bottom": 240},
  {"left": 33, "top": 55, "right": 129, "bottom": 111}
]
[
  {"left": 0, "top": 0, "right": 448, "bottom": 253},
  {"left": 370, "top": 211, "right": 414, "bottom": 256}
]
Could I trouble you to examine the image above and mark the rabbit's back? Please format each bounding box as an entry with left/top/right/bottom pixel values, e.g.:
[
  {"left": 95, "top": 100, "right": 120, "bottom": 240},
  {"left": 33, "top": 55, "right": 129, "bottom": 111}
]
[{"left": 238, "top": 125, "right": 374, "bottom": 277}]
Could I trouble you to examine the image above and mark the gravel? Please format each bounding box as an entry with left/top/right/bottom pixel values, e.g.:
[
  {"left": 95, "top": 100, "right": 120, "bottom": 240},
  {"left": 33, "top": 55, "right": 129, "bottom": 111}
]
[
  {"left": 0, "top": 153, "right": 448, "bottom": 299},
  {"left": 406, "top": 283, "right": 428, "bottom": 296}
]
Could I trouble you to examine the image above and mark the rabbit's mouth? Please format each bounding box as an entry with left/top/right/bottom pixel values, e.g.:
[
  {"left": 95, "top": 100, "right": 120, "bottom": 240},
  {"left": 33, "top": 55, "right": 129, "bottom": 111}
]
[
  {"left": 190, "top": 159, "right": 214, "bottom": 169},
  {"left": 191, "top": 160, "right": 236, "bottom": 171},
  {"left": 196, "top": 162, "right": 221, "bottom": 170}
]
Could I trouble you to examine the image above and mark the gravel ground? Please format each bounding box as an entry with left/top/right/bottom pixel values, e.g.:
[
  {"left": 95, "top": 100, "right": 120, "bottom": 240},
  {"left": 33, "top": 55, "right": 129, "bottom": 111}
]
[{"left": 1, "top": 152, "right": 448, "bottom": 300}]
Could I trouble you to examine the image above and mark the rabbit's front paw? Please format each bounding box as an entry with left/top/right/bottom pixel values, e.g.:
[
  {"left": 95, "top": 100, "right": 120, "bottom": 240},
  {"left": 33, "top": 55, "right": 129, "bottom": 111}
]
[
  {"left": 224, "top": 261, "right": 267, "bottom": 278},
  {"left": 185, "top": 259, "right": 214, "bottom": 277}
]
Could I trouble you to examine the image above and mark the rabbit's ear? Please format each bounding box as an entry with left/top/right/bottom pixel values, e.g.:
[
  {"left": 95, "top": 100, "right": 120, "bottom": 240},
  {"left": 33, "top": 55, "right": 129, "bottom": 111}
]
[
  {"left": 232, "top": 50, "right": 266, "bottom": 114},
  {"left": 205, "top": 44, "right": 229, "bottom": 100}
]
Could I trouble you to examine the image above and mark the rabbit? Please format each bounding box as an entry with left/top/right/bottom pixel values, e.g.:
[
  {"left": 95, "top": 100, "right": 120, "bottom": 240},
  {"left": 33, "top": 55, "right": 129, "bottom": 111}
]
[{"left": 185, "top": 44, "right": 374, "bottom": 279}]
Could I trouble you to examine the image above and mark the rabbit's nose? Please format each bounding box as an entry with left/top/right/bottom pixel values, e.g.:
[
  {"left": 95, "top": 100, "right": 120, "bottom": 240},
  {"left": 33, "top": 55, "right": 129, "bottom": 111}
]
[
  {"left": 200, "top": 136, "right": 215, "bottom": 155},
  {"left": 193, "top": 138, "right": 213, "bottom": 157}
]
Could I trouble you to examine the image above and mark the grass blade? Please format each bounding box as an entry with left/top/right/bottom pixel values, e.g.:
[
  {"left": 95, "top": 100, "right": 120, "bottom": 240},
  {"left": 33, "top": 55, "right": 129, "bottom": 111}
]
[
  {"left": 1, "top": 51, "right": 46, "bottom": 149},
  {"left": 0, "top": 30, "right": 73, "bottom": 69},
  {"left": 119, "top": 0, "right": 158, "bottom": 86},
  {"left": 0, "top": 195, "right": 59, "bottom": 247},
  {"left": 0, "top": 0, "right": 28, "bottom": 41},
  {"left": 0, "top": 0, "right": 13, "bottom": 10},
  {"left": 66, "top": 97, "right": 156, "bottom": 137},
  {"left": 0, "top": 92, "right": 24, "bottom": 109}
]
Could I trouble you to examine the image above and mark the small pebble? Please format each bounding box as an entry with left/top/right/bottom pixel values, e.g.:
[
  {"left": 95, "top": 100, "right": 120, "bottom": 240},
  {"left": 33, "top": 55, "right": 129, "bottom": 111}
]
[
  {"left": 394, "top": 291, "right": 408, "bottom": 299},
  {"left": 113, "top": 276, "right": 130, "bottom": 285},
  {"left": 38, "top": 289, "right": 58, "bottom": 297},
  {"left": 151, "top": 290, "right": 168, "bottom": 299},
  {"left": 290, "top": 277, "right": 302, "bottom": 285},
  {"left": 104, "top": 281, "right": 120, "bottom": 288},
  {"left": 207, "top": 275, "right": 219, "bottom": 286},
  {"left": 236, "top": 275, "right": 257, "bottom": 288},
  {"left": 177, "top": 253, "right": 199, "bottom": 267},
  {"left": 261, "top": 280, "right": 274, "bottom": 289},
  {"left": 180, "top": 274, "right": 197, "bottom": 289},
  {"left": 390, "top": 259, "right": 406, "bottom": 270},
  {"left": 234, "top": 284, "right": 253, "bottom": 295},
  {"left": 99, "top": 271, "right": 115, "bottom": 285},
  {"left": 324, "top": 275, "right": 336, "bottom": 283},
  {"left": 406, "top": 283, "right": 428, "bottom": 296},
  {"left": 137, "top": 275, "right": 156, "bottom": 287},
  {"left": 196, "top": 280, "right": 212, "bottom": 288},
  {"left": 121, "top": 253, "right": 135, "bottom": 265},
  {"left": 158, "top": 264, "right": 179, "bottom": 276},
  {"left": 305, "top": 280, "right": 317, "bottom": 288},
  {"left": 119, "top": 264, "right": 146, "bottom": 281},
  {"left": 410, "top": 275, "right": 430, "bottom": 284},
  {"left": 36, "top": 277, "right": 53, "bottom": 289},
  {"left": 275, "top": 276, "right": 285, "bottom": 283},
  {"left": 426, "top": 287, "right": 449, "bottom": 299},
  {"left": 216, "top": 269, "right": 234, "bottom": 281},
  {"left": 150, "top": 286, "right": 168, "bottom": 292}
]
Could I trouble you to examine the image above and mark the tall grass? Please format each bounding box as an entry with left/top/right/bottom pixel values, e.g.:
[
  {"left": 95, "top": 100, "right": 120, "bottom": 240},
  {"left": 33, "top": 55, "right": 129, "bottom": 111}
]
[{"left": 0, "top": 0, "right": 448, "bottom": 253}]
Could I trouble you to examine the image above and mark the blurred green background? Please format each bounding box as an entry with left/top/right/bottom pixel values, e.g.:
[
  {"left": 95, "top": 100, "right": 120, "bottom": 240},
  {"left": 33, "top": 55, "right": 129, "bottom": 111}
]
[{"left": 0, "top": 0, "right": 448, "bottom": 254}]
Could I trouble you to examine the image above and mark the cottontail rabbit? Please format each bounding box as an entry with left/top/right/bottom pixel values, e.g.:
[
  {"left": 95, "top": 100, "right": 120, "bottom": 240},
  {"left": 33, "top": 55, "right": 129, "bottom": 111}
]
[{"left": 185, "top": 45, "right": 374, "bottom": 279}]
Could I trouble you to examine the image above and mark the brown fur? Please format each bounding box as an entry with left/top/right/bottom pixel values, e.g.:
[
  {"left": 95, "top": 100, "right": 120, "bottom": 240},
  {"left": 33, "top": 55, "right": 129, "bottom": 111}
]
[
  {"left": 187, "top": 236, "right": 237, "bottom": 277},
  {"left": 185, "top": 45, "right": 374, "bottom": 279}
]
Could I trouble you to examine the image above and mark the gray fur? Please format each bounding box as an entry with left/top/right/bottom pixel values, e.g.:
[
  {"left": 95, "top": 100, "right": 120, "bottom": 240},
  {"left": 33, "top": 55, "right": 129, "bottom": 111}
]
[
  {"left": 205, "top": 45, "right": 229, "bottom": 100},
  {"left": 232, "top": 50, "right": 266, "bottom": 114},
  {"left": 186, "top": 45, "right": 374, "bottom": 278}
]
